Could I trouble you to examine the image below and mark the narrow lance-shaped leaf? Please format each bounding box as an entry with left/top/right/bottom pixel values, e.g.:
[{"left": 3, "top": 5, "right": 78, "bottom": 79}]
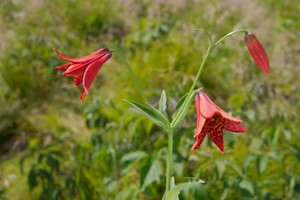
[
  {"left": 145, "top": 102, "right": 169, "bottom": 126},
  {"left": 171, "top": 88, "right": 201, "bottom": 128},
  {"left": 164, "top": 177, "right": 205, "bottom": 200},
  {"left": 121, "top": 151, "right": 148, "bottom": 164},
  {"left": 141, "top": 159, "right": 163, "bottom": 191},
  {"left": 159, "top": 90, "right": 167, "bottom": 115},
  {"left": 124, "top": 99, "right": 169, "bottom": 130},
  {"left": 256, "top": 155, "right": 268, "bottom": 175}
]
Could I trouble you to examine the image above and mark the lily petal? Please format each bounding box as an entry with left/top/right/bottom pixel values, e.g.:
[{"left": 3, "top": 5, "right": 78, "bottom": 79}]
[
  {"left": 218, "top": 109, "right": 243, "bottom": 123},
  {"left": 194, "top": 94, "right": 207, "bottom": 136},
  {"left": 191, "top": 131, "right": 206, "bottom": 150},
  {"left": 208, "top": 129, "right": 224, "bottom": 152},
  {"left": 74, "top": 76, "right": 83, "bottom": 87},
  {"left": 194, "top": 114, "right": 206, "bottom": 137},
  {"left": 223, "top": 119, "right": 247, "bottom": 133},
  {"left": 63, "top": 63, "right": 89, "bottom": 77},
  {"left": 199, "top": 92, "right": 242, "bottom": 123},
  {"left": 82, "top": 53, "right": 112, "bottom": 95},
  {"left": 80, "top": 88, "right": 87, "bottom": 102},
  {"left": 54, "top": 48, "right": 109, "bottom": 63},
  {"left": 56, "top": 63, "right": 71, "bottom": 71},
  {"left": 198, "top": 92, "right": 217, "bottom": 118}
]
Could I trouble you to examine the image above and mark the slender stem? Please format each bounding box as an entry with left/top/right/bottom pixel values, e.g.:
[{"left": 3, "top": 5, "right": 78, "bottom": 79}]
[
  {"left": 166, "top": 128, "right": 173, "bottom": 192},
  {"left": 170, "top": 47, "right": 211, "bottom": 128},
  {"left": 213, "top": 29, "right": 248, "bottom": 49},
  {"left": 111, "top": 50, "right": 148, "bottom": 102},
  {"left": 170, "top": 29, "right": 248, "bottom": 128}
]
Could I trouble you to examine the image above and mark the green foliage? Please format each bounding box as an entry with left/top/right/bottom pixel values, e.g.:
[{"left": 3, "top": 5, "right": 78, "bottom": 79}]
[
  {"left": 1, "top": 0, "right": 300, "bottom": 200},
  {"left": 164, "top": 177, "right": 204, "bottom": 200}
]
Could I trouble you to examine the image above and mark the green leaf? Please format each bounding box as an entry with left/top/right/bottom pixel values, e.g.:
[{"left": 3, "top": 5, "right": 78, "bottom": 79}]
[
  {"left": 224, "top": 161, "right": 244, "bottom": 177},
  {"left": 215, "top": 160, "right": 226, "bottom": 178},
  {"left": 165, "top": 178, "right": 204, "bottom": 200},
  {"left": 272, "top": 128, "right": 281, "bottom": 146},
  {"left": 238, "top": 180, "right": 254, "bottom": 197},
  {"left": 46, "top": 155, "right": 60, "bottom": 173},
  {"left": 121, "top": 151, "right": 148, "bottom": 164},
  {"left": 159, "top": 90, "right": 167, "bottom": 115},
  {"left": 28, "top": 165, "right": 38, "bottom": 190},
  {"left": 175, "top": 94, "right": 187, "bottom": 111},
  {"left": 170, "top": 176, "right": 176, "bottom": 189},
  {"left": 221, "top": 188, "right": 229, "bottom": 200},
  {"left": 145, "top": 102, "right": 169, "bottom": 125},
  {"left": 141, "top": 159, "right": 163, "bottom": 190},
  {"left": 124, "top": 99, "right": 169, "bottom": 130},
  {"left": 256, "top": 155, "right": 268, "bottom": 175},
  {"left": 171, "top": 88, "right": 200, "bottom": 129}
]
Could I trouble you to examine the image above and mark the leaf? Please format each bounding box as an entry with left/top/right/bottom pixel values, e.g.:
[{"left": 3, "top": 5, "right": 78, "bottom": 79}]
[
  {"left": 165, "top": 178, "right": 204, "bottom": 200},
  {"left": 46, "top": 155, "right": 60, "bottom": 173},
  {"left": 272, "top": 128, "right": 281, "bottom": 146},
  {"left": 256, "top": 155, "right": 268, "bottom": 175},
  {"left": 171, "top": 88, "right": 201, "bottom": 128},
  {"left": 224, "top": 161, "right": 244, "bottom": 177},
  {"left": 215, "top": 160, "right": 226, "bottom": 178},
  {"left": 170, "top": 176, "right": 176, "bottom": 189},
  {"left": 124, "top": 99, "right": 169, "bottom": 130},
  {"left": 121, "top": 151, "right": 148, "bottom": 164},
  {"left": 243, "top": 155, "right": 255, "bottom": 173},
  {"left": 159, "top": 90, "right": 167, "bottom": 115},
  {"left": 221, "top": 188, "right": 229, "bottom": 200},
  {"left": 145, "top": 102, "right": 169, "bottom": 125},
  {"left": 175, "top": 94, "right": 187, "bottom": 111},
  {"left": 28, "top": 165, "right": 38, "bottom": 190},
  {"left": 238, "top": 179, "right": 254, "bottom": 197},
  {"left": 141, "top": 159, "right": 163, "bottom": 190},
  {"left": 19, "top": 153, "right": 30, "bottom": 174}
]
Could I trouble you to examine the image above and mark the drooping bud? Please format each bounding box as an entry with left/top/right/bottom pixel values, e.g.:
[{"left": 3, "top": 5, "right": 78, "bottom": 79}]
[{"left": 244, "top": 32, "right": 270, "bottom": 74}]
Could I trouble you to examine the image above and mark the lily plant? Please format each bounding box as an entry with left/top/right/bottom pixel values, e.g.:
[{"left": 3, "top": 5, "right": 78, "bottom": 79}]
[{"left": 54, "top": 29, "right": 270, "bottom": 199}]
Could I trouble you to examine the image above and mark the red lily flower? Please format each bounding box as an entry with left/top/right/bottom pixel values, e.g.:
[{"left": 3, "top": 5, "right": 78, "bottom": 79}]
[
  {"left": 54, "top": 48, "right": 112, "bottom": 102},
  {"left": 192, "top": 91, "right": 246, "bottom": 152},
  {"left": 244, "top": 32, "right": 270, "bottom": 74}
]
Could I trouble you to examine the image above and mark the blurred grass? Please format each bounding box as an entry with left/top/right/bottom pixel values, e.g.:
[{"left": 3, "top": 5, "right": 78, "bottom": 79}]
[{"left": 0, "top": 0, "right": 300, "bottom": 199}]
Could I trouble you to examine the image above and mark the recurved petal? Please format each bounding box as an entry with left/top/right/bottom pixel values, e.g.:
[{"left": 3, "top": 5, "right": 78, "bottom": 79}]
[
  {"left": 63, "top": 63, "right": 89, "bottom": 77},
  {"left": 191, "top": 131, "right": 207, "bottom": 150},
  {"left": 82, "top": 53, "right": 112, "bottom": 95},
  {"left": 219, "top": 109, "right": 243, "bottom": 123},
  {"left": 208, "top": 130, "right": 224, "bottom": 152},
  {"left": 56, "top": 63, "right": 71, "bottom": 71},
  {"left": 74, "top": 76, "right": 83, "bottom": 87},
  {"left": 223, "top": 119, "right": 247, "bottom": 133},
  {"left": 80, "top": 88, "right": 87, "bottom": 102},
  {"left": 54, "top": 48, "right": 109, "bottom": 63}
]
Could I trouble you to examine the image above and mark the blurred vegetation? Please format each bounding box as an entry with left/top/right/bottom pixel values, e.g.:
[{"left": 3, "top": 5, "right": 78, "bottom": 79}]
[{"left": 0, "top": 0, "right": 300, "bottom": 199}]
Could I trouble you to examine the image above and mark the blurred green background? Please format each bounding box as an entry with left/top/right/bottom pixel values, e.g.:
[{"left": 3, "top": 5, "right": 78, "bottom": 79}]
[{"left": 0, "top": 0, "right": 299, "bottom": 199}]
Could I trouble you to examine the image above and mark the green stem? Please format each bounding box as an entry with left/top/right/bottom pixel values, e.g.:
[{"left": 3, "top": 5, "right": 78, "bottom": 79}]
[
  {"left": 213, "top": 29, "right": 248, "bottom": 48},
  {"left": 166, "top": 128, "right": 173, "bottom": 192},
  {"left": 170, "top": 47, "right": 211, "bottom": 128},
  {"left": 170, "top": 29, "right": 248, "bottom": 128},
  {"left": 111, "top": 50, "right": 148, "bottom": 102}
]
